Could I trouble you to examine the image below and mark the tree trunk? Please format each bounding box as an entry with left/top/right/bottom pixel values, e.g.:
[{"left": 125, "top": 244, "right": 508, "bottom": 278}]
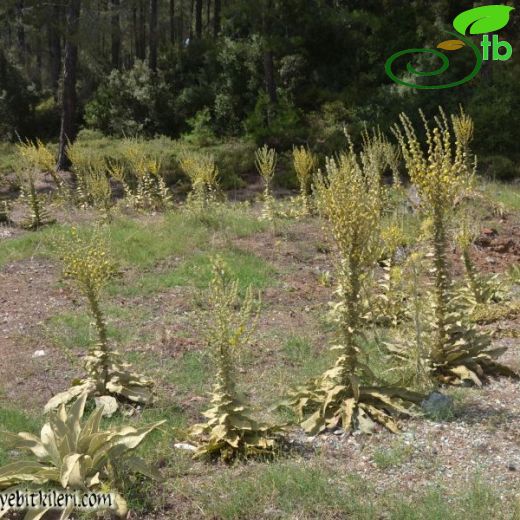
[
  {"left": 137, "top": 0, "right": 146, "bottom": 60},
  {"left": 57, "top": 0, "right": 81, "bottom": 172},
  {"left": 263, "top": 49, "right": 277, "bottom": 104},
  {"left": 16, "top": 0, "right": 26, "bottom": 68},
  {"left": 149, "top": 0, "right": 158, "bottom": 71},
  {"left": 213, "top": 0, "right": 220, "bottom": 37},
  {"left": 48, "top": 4, "right": 62, "bottom": 97},
  {"left": 195, "top": 0, "right": 202, "bottom": 38},
  {"left": 132, "top": 2, "right": 138, "bottom": 59},
  {"left": 206, "top": 0, "right": 211, "bottom": 31},
  {"left": 170, "top": 0, "right": 175, "bottom": 44},
  {"left": 36, "top": 35, "right": 43, "bottom": 91},
  {"left": 179, "top": 0, "right": 184, "bottom": 45},
  {"left": 110, "top": 0, "right": 121, "bottom": 69},
  {"left": 0, "top": 50, "right": 6, "bottom": 83}
]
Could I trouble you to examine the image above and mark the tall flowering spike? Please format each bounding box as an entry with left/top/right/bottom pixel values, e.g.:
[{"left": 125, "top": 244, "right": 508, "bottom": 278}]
[
  {"left": 178, "top": 149, "right": 220, "bottom": 213},
  {"left": 255, "top": 145, "right": 277, "bottom": 221},
  {"left": 46, "top": 227, "right": 155, "bottom": 412},
  {"left": 287, "top": 141, "right": 422, "bottom": 436},
  {"left": 393, "top": 109, "right": 517, "bottom": 386},
  {"left": 292, "top": 146, "right": 317, "bottom": 215},
  {"left": 189, "top": 257, "right": 283, "bottom": 462}
]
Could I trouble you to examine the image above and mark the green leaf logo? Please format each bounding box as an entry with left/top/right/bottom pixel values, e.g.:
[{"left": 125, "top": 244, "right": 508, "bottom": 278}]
[{"left": 453, "top": 5, "right": 514, "bottom": 35}]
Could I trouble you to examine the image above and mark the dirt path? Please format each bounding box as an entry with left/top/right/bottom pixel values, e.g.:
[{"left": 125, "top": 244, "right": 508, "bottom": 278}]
[{"left": 0, "top": 259, "right": 73, "bottom": 409}]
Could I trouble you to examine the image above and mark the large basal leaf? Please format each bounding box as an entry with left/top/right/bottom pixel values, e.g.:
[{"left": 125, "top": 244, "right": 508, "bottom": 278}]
[{"left": 453, "top": 5, "right": 514, "bottom": 35}]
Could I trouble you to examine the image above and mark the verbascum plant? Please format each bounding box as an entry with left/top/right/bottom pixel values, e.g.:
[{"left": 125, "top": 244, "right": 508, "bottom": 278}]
[
  {"left": 45, "top": 228, "right": 155, "bottom": 412},
  {"left": 455, "top": 218, "right": 504, "bottom": 310},
  {"left": 123, "top": 141, "right": 173, "bottom": 210},
  {"left": 394, "top": 109, "right": 517, "bottom": 385},
  {"left": 255, "top": 145, "right": 277, "bottom": 222},
  {"left": 365, "top": 222, "right": 409, "bottom": 327},
  {"left": 178, "top": 150, "right": 220, "bottom": 214},
  {"left": 16, "top": 167, "right": 54, "bottom": 230},
  {"left": 288, "top": 147, "right": 422, "bottom": 435},
  {"left": 189, "top": 258, "right": 283, "bottom": 462},
  {"left": 452, "top": 105, "right": 474, "bottom": 167},
  {"left": 361, "top": 126, "right": 402, "bottom": 188},
  {"left": 0, "top": 393, "right": 164, "bottom": 519},
  {"left": 84, "top": 166, "right": 113, "bottom": 222},
  {"left": 17, "top": 139, "right": 67, "bottom": 199},
  {"left": 66, "top": 141, "right": 106, "bottom": 208},
  {"left": 292, "top": 146, "right": 316, "bottom": 216},
  {"left": 385, "top": 250, "right": 434, "bottom": 392}
]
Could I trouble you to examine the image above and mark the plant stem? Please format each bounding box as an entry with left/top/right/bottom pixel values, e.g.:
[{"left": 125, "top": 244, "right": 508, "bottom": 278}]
[
  {"left": 432, "top": 205, "right": 450, "bottom": 361},
  {"left": 86, "top": 285, "right": 109, "bottom": 388}
]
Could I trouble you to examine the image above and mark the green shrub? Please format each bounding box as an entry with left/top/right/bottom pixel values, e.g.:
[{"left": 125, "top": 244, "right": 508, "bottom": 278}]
[
  {"left": 479, "top": 155, "right": 519, "bottom": 181},
  {"left": 245, "top": 91, "right": 306, "bottom": 148},
  {"left": 84, "top": 61, "right": 165, "bottom": 136},
  {"left": 182, "top": 107, "right": 217, "bottom": 146}
]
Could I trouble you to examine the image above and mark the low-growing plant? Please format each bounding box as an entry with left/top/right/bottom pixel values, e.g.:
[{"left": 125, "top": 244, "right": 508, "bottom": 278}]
[
  {"left": 178, "top": 149, "right": 220, "bottom": 213},
  {"left": 508, "top": 263, "right": 520, "bottom": 286},
  {"left": 394, "top": 109, "right": 517, "bottom": 386},
  {"left": 0, "top": 393, "right": 164, "bottom": 518},
  {"left": 287, "top": 146, "right": 422, "bottom": 435},
  {"left": 0, "top": 200, "right": 10, "bottom": 224},
  {"left": 292, "top": 145, "right": 316, "bottom": 216},
  {"left": 45, "top": 227, "right": 155, "bottom": 412},
  {"left": 189, "top": 257, "right": 283, "bottom": 462},
  {"left": 255, "top": 145, "right": 277, "bottom": 221}
]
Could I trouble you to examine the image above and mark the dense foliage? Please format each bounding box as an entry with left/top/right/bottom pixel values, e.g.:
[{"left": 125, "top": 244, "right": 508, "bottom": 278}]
[{"left": 0, "top": 1, "right": 518, "bottom": 177}]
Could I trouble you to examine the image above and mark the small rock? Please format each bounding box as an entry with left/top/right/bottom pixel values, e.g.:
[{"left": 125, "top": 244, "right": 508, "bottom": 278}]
[
  {"left": 174, "top": 442, "right": 197, "bottom": 452},
  {"left": 482, "top": 228, "right": 497, "bottom": 236},
  {"left": 32, "top": 349, "right": 46, "bottom": 358},
  {"left": 421, "top": 391, "right": 454, "bottom": 420},
  {"left": 95, "top": 395, "right": 119, "bottom": 417}
]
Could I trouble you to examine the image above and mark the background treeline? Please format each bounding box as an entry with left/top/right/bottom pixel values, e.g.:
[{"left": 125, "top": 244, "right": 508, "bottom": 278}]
[{"left": 0, "top": 0, "right": 519, "bottom": 178}]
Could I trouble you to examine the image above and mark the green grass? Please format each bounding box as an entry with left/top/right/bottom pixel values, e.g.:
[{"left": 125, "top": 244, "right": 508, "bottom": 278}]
[
  {"left": 0, "top": 224, "right": 59, "bottom": 268},
  {"left": 44, "top": 304, "right": 151, "bottom": 353},
  {"left": 178, "top": 462, "right": 515, "bottom": 520},
  {"left": 0, "top": 204, "right": 265, "bottom": 270},
  {"left": 111, "top": 248, "right": 275, "bottom": 297},
  {"left": 105, "top": 214, "right": 210, "bottom": 268},
  {"left": 165, "top": 351, "right": 211, "bottom": 396},
  {"left": 372, "top": 439, "right": 414, "bottom": 469},
  {"left": 0, "top": 408, "right": 40, "bottom": 465},
  {"left": 185, "top": 462, "right": 369, "bottom": 519},
  {"left": 481, "top": 181, "right": 520, "bottom": 211},
  {"left": 282, "top": 335, "right": 313, "bottom": 365}
]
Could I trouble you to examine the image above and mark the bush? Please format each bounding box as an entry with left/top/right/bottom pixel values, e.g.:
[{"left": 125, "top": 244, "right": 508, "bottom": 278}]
[
  {"left": 33, "top": 95, "right": 60, "bottom": 139},
  {"left": 479, "top": 155, "right": 520, "bottom": 181},
  {"left": 84, "top": 60, "right": 166, "bottom": 136},
  {"left": 181, "top": 107, "right": 217, "bottom": 146},
  {"left": 0, "top": 53, "right": 35, "bottom": 140},
  {"left": 245, "top": 91, "right": 306, "bottom": 148}
]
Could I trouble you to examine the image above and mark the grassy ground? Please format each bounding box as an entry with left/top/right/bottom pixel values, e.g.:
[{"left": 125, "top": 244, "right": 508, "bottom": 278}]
[{"left": 0, "top": 185, "right": 519, "bottom": 519}]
